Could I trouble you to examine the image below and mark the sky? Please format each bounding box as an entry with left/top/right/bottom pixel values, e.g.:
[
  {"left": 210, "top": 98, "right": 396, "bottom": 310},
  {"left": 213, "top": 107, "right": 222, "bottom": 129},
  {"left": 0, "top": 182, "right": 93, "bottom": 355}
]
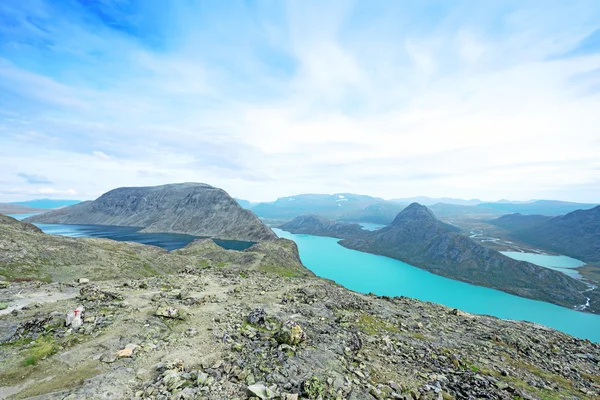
[{"left": 1, "top": 0, "right": 600, "bottom": 203}]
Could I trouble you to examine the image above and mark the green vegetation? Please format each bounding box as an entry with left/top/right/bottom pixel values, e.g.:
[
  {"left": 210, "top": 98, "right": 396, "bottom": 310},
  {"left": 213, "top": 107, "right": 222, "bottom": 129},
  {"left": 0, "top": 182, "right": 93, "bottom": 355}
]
[
  {"left": 356, "top": 313, "right": 400, "bottom": 335},
  {"left": 303, "top": 376, "right": 325, "bottom": 399},
  {"left": 23, "top": 336, "right": 57, "bottom": 366}
]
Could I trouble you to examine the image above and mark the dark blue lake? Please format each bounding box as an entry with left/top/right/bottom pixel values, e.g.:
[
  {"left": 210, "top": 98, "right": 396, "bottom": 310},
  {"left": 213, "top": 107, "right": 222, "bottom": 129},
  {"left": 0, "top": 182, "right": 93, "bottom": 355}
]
[{"left": 8, "top": 214, "right": 255, "bottom": 251}]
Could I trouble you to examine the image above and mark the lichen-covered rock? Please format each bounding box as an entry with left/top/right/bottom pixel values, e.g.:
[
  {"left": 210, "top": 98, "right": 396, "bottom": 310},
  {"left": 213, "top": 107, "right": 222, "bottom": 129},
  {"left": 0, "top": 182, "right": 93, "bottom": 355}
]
[
  {"left": 276, "top": 320, "right": 306, "bottom": 345},
  {"left": 155, "top": 304, "right": 179, "bottom": 319}
]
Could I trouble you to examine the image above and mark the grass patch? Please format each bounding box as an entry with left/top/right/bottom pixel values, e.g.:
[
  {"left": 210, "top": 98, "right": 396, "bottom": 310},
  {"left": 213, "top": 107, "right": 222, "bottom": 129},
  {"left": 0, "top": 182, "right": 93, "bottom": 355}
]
[
  {"left": 356, "top": 313, "right": 400, "bottom": 335},
  {"left": 23, "top": 337, "right": 57, "bottom": 366}
]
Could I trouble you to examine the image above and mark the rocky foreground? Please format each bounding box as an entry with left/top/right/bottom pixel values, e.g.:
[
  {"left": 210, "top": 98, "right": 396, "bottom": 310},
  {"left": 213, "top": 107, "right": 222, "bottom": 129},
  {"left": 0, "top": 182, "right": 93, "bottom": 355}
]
[
  {"left": 1, "top": 217, "right": 599, "bottom": 399},
  {"left": 1, "top": 268, "right": 599, "bottom": 400}
]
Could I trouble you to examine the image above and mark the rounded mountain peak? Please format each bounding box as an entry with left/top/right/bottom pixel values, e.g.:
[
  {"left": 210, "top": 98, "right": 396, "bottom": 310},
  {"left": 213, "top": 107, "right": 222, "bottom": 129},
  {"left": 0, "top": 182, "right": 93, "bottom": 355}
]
[{"left": 391, "top": 202, "right": 436, "bottom": 225}]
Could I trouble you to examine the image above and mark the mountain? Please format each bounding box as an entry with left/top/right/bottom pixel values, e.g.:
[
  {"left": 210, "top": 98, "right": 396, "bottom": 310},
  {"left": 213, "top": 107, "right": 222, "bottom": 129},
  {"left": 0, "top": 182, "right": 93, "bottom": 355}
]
[
  {"left": 250, "top": 193, "right": 386, "bottom": 220},
  {"left": 279, "top": 215, "right": 365, "bottom": 239},
  {"left": 427, "top": 203, "right": 503, "bottom": 219},
  {"left": 476, "top": 200, "right": 599, "bottom": 216},
  {"left": 495, "top": 206, "right": 600, "bottom": 263},
  {"left": 339, "top": 202, "right": 406, "bottom": 224},
  {"left": 390, "top": 196, "right": 482, "bottom": 206},
  {"left": 340, "top": 203, "right": 588, "bottom": 309},
  {"left": 489, "top": 213, "right": 552, "bottom": 231},
  {"left": 0, "top": 203, "right": 45, "bottom": 214},
  {"left": 25, "top": 183, "right": 276, "bottom": 242},
  {"left": 235, "top": 198, "right": 254, "bottom": 209},
  {"left": 10, "top": 199, "right": 81, "bottom": 209},
  {"left": 1, "top": 214, "right": 598, "bottom": 399}
]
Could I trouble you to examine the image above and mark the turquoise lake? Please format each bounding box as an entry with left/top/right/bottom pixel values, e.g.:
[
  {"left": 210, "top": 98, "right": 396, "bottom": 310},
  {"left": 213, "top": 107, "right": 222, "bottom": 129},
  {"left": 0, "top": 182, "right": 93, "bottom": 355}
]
[{"left": 273, "top": 228, "right": 600, "bottom": 343}]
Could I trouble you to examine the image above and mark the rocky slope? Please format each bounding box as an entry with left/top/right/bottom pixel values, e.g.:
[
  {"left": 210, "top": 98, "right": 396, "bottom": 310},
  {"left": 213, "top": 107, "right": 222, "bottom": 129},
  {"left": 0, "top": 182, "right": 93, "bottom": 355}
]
[
  {"left": 340, "top": 204, "right": 590, "bottom": 311},
  {"left": 1, "top": 266, "right": 599, "bottom": 399},
  {"left": 491, "top": 207, "right": 600, "bottom": 264},
  {"left": 25, "top": 183, "right": 276, "bottom": 242},
  {"left": 279, "top": 215, "right": 365, "bottom": 239}
]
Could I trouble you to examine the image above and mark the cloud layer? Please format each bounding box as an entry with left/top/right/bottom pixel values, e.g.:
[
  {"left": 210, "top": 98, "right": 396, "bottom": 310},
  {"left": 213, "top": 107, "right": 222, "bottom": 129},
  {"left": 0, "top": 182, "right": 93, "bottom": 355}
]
[{"left": 1, "top": 0, "right": 599, "bottom": 202}]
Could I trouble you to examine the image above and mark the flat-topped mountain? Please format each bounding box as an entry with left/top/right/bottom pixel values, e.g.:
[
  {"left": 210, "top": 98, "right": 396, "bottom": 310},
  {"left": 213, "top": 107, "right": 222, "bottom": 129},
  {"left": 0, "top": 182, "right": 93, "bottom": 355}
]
[
  {"left": 492, "top": 206, "right": 600, "bottom": 263},
  {"left": 340, "top": 203, "right": 589, "bottom": 310},
  {"left": 279, "top": 214, "right": 365, "bottom": 239},
  {"left": 25, "top": 183, "right": 276, "bottom": 242}
]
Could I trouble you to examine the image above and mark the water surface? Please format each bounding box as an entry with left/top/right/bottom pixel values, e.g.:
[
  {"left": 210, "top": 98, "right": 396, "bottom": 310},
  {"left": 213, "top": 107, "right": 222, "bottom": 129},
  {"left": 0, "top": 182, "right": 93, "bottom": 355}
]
[
  {"left": 501, "top": 251, "right": 585, "bottom": 279},
  {"left": 359, "top": 222, "right": 386, "bottom": 231},
  {"left": 273, "top": 228, "right": 600, "bottom": 342},
  {"left": 7, "top": 215, "right": 255, "bottom": 252}
]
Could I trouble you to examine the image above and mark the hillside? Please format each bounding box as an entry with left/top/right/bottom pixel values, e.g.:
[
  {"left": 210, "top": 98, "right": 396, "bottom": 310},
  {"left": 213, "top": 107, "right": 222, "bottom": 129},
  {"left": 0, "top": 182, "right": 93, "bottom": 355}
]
[
  {"left": 0, "top": 218, "right": 598, "bottom": 399},
  {"left": 340, "top": 204, "right": 590, "bottom": 310},
  {"left": 499, "top": 206, "right": 600, "bottom": 263},
  {"left": 0, "top": 215, "right": 308, "bottom": 284},
  {"left": 477, "top": 200, "right": 598, "bottom": 216},
  {"left": 0, "top": 204, "right": 45, "bottom": 215},
  {"left": 489, "top": 213, "right": 552, "bottom": 231},
  {"left": 279, "top": 214, "right": 365, "bottom": 239},
  {"left": 25, "top": 183, "right": 276, "bottom": 242}
]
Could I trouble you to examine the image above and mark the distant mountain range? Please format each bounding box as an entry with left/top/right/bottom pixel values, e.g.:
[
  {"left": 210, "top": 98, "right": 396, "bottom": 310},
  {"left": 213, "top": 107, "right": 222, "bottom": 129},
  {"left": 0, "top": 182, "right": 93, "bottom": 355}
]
[
  {"left": 237, "top": 194, "right": 596, "bottom": 223},
  {"left": 25, "top": 183, "right": 276, "bottom": 241},
  {"left": 476, "top": 200, "right": 599, "bottom": 216},
  {"left": 10, "top": 199, "right": 81, "bottom": 209},
  {"left": 490, "top": 206, "right": 600, "bottom": 263},
  {"left": 390, "top": 196, "right": 482, "bottom": 206},
  {"left": 247, "top": 193, "right": 387, "bottom": 220}
]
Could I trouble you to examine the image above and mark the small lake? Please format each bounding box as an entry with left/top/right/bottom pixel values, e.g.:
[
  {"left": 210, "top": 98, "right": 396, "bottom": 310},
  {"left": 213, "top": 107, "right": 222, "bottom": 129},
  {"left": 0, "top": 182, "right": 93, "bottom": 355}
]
[
  {"left": 7, "top": 214, "right": 255, "bottom": 252},
  {"left": 359, "top": 222, "right": 386, "bottom": 231},
  {"left": 273, "top": 228, "right": 600, "bottom": 343},
  {"left": 501, "top": 251, "right": 585, "bottom": 279}
]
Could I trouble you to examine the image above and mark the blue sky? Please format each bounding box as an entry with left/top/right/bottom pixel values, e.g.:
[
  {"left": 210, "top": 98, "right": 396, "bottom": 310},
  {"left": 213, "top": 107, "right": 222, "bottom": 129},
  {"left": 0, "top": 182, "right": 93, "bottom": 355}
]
[{"left": 1, "top": 0, "right": 599, "bottom": 202}]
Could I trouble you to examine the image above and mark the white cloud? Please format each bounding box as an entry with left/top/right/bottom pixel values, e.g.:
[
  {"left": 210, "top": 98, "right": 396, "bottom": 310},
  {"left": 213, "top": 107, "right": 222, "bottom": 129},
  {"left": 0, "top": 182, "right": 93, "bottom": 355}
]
[{"left": 0, "top": 1, "right": 599, "bottom": 202}]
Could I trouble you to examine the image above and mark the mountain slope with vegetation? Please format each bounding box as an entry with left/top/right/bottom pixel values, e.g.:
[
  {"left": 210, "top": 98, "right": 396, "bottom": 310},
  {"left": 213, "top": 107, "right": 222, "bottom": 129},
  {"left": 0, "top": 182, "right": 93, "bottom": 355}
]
[
  {"left": 340, "top": 204, "right": 590, "bottom": 310},
  {"left": 25, "top": 183, "right": 276, "bottom": 242},
  {"left": 279, "top": 214, "right": 365, "bottom": 239},
  {"left": 492, "top": 206, "right": 600, "bottom": 263}
]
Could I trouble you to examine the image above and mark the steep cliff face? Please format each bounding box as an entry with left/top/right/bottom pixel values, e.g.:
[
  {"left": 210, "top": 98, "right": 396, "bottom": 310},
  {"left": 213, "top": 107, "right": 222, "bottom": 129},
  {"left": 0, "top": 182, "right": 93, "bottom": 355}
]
[
  {"left": 26, "top": 183, "right": 276, "bottom": 242},
  {"left": 340, "top": 203, "right": 589, "bottom": 310},
  {"left": 278, "top": 214, "right": 365, "bottom": 239}
]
